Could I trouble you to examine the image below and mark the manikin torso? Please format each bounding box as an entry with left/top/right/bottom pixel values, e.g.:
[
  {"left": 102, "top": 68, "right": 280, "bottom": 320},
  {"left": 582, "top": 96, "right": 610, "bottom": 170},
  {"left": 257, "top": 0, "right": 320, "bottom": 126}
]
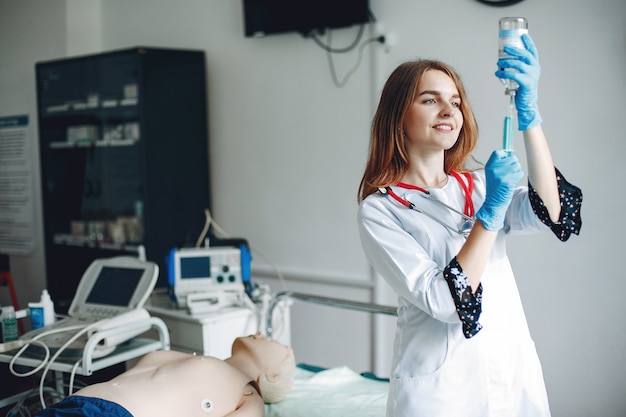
[{"left": 76, "top": 350, "right": 262, "bottom": 417}]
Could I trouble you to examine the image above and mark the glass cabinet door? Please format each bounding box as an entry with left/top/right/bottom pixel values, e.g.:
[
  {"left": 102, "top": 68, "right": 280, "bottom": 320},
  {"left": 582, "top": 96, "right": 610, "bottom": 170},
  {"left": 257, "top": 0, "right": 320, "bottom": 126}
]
[{"left": 38, "top": 53, "right": 144, "bottom": 252}]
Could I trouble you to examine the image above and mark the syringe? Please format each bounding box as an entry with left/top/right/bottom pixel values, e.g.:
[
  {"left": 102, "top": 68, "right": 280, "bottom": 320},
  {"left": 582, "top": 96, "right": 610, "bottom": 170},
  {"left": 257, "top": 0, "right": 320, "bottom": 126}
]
[{"left": 502, "top": 94, "right": 515, "bottom": 154}]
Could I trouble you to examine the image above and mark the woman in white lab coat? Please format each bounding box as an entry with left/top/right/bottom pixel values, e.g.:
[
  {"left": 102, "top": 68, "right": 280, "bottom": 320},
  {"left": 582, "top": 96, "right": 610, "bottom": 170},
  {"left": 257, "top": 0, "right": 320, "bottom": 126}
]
[{"left": 357, "top": 35, "right": 581, "bottom": 417}]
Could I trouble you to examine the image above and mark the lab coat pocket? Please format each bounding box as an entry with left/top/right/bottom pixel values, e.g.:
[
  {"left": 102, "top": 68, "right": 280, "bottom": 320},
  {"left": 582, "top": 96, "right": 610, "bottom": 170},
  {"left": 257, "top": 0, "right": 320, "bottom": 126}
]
[
  {"left": 394, "top": 320, "right": 452, "bottom": 379},
  {"left": 391, "top": 332, "right": 485, "bottom": 417}
]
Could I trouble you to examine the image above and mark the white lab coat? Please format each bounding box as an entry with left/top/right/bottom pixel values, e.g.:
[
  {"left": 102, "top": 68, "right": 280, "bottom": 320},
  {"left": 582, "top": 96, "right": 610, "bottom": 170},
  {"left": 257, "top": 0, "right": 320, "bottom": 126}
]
[{"left": 358, "top": 171, "right": 552, "bottom": 417}]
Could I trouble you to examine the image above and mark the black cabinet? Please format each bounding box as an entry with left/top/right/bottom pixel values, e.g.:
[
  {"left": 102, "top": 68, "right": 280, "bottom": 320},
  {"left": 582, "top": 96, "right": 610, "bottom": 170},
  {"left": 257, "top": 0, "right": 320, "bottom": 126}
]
[{"left": 36, "top": 47, "right": 210, "bottom": 313}]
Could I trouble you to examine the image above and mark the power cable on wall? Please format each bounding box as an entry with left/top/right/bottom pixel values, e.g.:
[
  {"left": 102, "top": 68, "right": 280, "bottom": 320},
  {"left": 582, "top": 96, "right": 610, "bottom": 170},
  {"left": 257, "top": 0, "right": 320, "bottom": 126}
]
[{"left": 310, "top": 13, "right": 386, "bottom": 88}]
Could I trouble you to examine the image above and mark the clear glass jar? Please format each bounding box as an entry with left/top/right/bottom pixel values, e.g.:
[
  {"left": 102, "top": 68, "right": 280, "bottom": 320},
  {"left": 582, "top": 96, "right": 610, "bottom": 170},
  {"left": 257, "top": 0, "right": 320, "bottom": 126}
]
[{"left": 498, "top": 17, "right": 528, "bottom": 95}]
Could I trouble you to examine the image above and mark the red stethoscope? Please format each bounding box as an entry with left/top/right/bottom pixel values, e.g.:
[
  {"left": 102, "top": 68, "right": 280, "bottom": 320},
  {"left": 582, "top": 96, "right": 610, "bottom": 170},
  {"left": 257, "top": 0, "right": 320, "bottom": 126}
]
[{"left": 378, "top": 171, "right": 476, "bottom": 237}]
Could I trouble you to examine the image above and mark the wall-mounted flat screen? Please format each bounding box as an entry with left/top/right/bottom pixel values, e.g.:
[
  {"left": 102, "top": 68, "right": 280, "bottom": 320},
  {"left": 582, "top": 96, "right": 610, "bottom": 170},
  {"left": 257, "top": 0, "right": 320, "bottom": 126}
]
[{"left": 243, "top": 0, "right": 371, "bottom": 38}]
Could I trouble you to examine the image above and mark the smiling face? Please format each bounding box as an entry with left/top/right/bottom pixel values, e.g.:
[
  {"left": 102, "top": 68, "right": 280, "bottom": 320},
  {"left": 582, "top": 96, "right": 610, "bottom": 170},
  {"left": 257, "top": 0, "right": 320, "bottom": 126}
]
[{"left": 402, "top": 69, "right": 464, "bottom": 157}]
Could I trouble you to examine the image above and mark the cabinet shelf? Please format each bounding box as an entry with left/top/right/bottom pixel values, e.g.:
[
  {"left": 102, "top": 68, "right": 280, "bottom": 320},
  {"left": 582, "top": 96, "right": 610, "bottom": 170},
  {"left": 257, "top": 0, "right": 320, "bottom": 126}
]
[
  {"left": 49, "top": 138, "right": 139, "bottom": 149},
  {"left": 53, "top": 233, "right": 142, "bottom": 253},
  {"left": 45, "top": 100, "right": 138, "bottom": 115},
  {"left": 37, "top": 47, "right": 211, "bottom": 313}
]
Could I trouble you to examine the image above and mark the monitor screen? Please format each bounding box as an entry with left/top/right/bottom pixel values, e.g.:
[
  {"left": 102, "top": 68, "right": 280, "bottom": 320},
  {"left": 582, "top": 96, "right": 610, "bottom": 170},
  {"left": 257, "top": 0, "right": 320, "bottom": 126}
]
[
  {"left": 180, "top": 256, "right": 212, "bottom": 279},
  {"left": 243, "top": 0, "right": 371, "bottom": 38},
  {"left": 85, "top": 266, "right": 143, "bottom": 306}
]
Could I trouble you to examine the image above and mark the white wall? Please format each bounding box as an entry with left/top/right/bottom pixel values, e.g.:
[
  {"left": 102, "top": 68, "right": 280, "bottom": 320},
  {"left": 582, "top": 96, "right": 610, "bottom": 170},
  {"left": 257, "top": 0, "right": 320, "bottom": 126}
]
[
  {"left": 0, "top": 1, "right": 65, "bottom": 309},
  {"left": 1, "top": 0, "right": 625, "bottom": 415}
]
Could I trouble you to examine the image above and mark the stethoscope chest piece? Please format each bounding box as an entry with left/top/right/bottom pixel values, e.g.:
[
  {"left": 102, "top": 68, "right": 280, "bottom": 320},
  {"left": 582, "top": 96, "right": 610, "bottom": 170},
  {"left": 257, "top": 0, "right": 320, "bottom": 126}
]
[{"left": 460, "top": 218, "right": 475, "bottom": 237}]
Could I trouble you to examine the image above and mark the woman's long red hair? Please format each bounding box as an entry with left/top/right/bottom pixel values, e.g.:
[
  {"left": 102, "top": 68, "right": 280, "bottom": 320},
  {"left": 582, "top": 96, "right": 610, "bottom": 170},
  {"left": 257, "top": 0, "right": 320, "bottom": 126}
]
[{"left": 358, "top": 60, "right": 479, "bottom": 203}]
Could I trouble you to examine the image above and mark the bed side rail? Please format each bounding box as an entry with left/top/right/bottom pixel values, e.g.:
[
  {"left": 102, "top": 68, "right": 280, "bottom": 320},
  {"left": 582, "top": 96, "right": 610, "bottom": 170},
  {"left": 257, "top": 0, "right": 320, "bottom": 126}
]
[{"left": 266, "top": 291, "right": 397, "bottom": 338}]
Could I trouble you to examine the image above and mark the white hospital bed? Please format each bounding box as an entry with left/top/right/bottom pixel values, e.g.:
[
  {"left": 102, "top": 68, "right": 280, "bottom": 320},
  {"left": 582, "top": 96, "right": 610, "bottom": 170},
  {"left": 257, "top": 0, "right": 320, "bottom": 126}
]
[{"left": 264, "top": 292, "right": 397, "bottom": 417}]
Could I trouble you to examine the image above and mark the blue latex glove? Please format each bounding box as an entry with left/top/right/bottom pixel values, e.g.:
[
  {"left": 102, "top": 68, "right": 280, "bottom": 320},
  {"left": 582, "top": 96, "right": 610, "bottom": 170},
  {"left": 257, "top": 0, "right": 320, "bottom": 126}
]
[
  {"left": 476, "top": 150, "right": 524, "bottom": 231},
  {"left": 495, "top": 34, "right": 543, "bottom": 131}
]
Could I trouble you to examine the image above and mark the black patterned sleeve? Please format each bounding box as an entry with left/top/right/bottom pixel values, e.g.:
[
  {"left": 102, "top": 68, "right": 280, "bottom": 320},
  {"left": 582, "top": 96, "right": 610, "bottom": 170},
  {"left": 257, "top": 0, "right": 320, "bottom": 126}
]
[
  {"left": 443, "top": 257, "right": 483, "bottom": 339},
  {"left": 528, "top": 168, "right": 583, "bottom": 242}
]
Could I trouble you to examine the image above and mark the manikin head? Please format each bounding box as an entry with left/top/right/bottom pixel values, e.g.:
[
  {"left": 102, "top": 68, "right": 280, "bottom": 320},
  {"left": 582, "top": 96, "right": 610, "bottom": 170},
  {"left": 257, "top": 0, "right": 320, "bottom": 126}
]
[{"left": 230, "top": 332, "right": 295, "bottom": 403}]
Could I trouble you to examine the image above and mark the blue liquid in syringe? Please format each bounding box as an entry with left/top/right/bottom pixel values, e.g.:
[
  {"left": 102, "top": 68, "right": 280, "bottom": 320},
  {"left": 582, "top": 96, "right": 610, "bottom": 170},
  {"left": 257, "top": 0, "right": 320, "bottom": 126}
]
[
  {"left": 503, "top": 115, "right": 513, "bottom": 151},
  {"left": 502, "top": 96, "right": 515, "bottom": 153}
]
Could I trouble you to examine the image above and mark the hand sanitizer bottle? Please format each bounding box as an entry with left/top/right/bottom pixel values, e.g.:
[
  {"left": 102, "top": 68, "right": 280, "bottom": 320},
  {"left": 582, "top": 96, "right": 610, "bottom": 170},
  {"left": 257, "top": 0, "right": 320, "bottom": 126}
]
[{"left": 29, "top": 289, "right": 56, "bottom": 329}]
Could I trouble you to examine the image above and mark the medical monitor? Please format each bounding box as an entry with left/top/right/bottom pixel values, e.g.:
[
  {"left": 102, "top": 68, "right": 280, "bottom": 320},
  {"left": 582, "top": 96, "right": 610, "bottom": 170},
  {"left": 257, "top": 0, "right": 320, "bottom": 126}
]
[
  {"left": 68, "top": 256, "right": 159, "bottom": 319},
  {"left": 243, "top": 0, "right": 371, "bottom": 38},
  {"left": 169, "top": 246, "right": 244, "bottom": 295}
]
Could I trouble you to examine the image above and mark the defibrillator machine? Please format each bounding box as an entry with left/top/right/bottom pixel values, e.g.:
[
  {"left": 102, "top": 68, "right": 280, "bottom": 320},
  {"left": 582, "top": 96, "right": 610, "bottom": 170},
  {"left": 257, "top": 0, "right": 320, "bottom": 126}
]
[{"left": 167, "top": 242, "right": 252, "bottom": 315}]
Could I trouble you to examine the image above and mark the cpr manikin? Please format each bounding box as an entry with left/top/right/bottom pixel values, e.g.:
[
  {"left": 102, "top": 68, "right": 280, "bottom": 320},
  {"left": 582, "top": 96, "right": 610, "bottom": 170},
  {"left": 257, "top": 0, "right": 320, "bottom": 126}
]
[{"left": 36, "top": 332, "right": 295, "bottom": 417}]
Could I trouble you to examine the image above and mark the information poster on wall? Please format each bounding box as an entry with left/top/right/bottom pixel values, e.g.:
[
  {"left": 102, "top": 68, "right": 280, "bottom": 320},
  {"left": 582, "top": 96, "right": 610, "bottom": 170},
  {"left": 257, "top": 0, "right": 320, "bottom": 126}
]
[{"left": 0, "top": 115, "right": 35, "bottom": 254}]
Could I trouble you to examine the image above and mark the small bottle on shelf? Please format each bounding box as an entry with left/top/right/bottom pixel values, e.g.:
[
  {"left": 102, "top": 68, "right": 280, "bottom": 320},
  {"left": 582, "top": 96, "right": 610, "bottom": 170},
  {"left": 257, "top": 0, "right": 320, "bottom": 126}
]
[
  {"left": 1, "top": 306, "right": 19, "bottom": 342},
  {"left": 29, "top": 289, "right": 56, "bottom": 329}
]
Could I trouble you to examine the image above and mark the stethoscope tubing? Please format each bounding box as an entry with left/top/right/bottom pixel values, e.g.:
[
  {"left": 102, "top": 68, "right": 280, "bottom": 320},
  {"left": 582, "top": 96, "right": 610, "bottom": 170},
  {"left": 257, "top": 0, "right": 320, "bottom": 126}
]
[
  {"left": 379, "top": 186, "right": 475, "bottom": 237},
  {"left": 415, "top": 192, "right": 475, "bottom": 223}
]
